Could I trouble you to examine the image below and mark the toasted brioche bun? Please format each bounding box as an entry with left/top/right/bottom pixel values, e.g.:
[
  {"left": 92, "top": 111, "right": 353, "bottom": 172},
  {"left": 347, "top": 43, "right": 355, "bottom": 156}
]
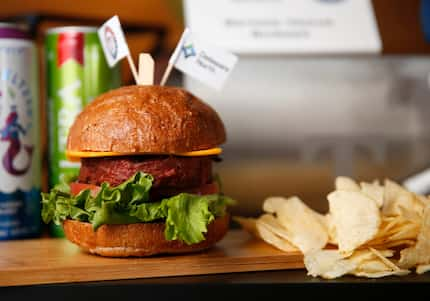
[
  {"left": 67, "top": 85, "right": 226, "bottom": 154},
  {"left": 63, "top": 214, "right": 230, "bottom": 257}
]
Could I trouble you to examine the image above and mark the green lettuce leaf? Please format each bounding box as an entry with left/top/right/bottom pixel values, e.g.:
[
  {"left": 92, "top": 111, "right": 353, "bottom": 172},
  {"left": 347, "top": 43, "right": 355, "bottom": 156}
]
[
  {"left": 41, "top": 172, "right": 235, "bottom": 245},
  {"left": 164, "top": 194, "right": 214, "bottom": 244}
]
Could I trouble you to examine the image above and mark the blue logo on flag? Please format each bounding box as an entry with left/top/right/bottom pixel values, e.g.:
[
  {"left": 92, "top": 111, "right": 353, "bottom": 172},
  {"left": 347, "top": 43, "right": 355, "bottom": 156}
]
[{"left": 182, "top": 44, "right": 196, "bottom": 58}]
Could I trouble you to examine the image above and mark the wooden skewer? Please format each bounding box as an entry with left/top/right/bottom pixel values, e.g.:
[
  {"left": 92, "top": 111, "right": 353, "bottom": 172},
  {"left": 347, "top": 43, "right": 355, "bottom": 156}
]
[
  {"left": 127, "top": 54, "right": 139, "bottom": 85},
  {"left": 160, "top": 63, "right": 173, "bottom": 86}
]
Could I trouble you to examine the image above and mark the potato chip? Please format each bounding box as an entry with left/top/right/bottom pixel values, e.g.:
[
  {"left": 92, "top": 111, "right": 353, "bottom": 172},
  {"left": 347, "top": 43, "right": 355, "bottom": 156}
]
[
  {"left": 305, "top": 248, "right": 409, "bottom": 279},
  {"left": 262, "top": 196, "right": 286, "bottom": 214},
  {"left": 399, "top": 206, "right": 430, "bottom": 269},
  {"left": 350, "top": 248, "right": 410, "bottom": 277},
  {"left": 416, "top": 264, "right": 430, "bottom": 274},
  {"left": 367, "top": 218, "right": 399, "bottom": 242},
  {"left": 362, "top": 215, "right": 419, "bottom": 251},
  {"left": 263, "top": 196, "right": 328, "bottom": 253},
  {"left": 236, "top": 176, "right": 430, "bottom": 279},
  {"left": 397, "top": 205, "right": 424, "bottom": 223},
  {"left": 256, "top": 220, "right": 299, "bottom": 252},
  {"left": 328, "top": 191, "right": 380, "bottom": 254},
  {"left": 355, "top": 260, "right": 391, "bottom": 273},
  {"left": 234, "top": 216, "right": 298, "bottom": 252},
  {"left": 383, "top": 180, "right": 424, "bottom": 221},
  {"left": 352, "top": 270, "right": 410, "bottom": 278},
  {"left": 369, "top": 247, "right": 402, "bottom": 271},
  {"left": 233, "top": 216, "right": 258, "bottom": 237},
  {"left": 304, "top": 249, "right": 356, "bottom": 279},
  {"left": 349, "top": 249, "right": 393, "bottom": 265},
  {"left": 386, "top": 222, "right": 420, "bottom": 241},
  {"left": 325, "top": 213, "right": 338, "bottom": 245},
  {"left": 417, "top": 195, "right": 430, "bottom": 207},
  {"left": 360, "top": 181, "right": 384, "bottom": 208},
  {"left": 314, "top": 211, "right": 329, "bottom": 233},
  {"left": 335, "top": 177, "right": 360, "bottom": 191},
  {"left": 367, "top": 239, "right": 415, "bottom": 249},
  {"left": 257, "top": 214, "right": 298, "bottom": 251},
  {"left": 380, "top": 216, "right": 409, "bottom": 234},
  {"left": 348, "top": 250, "right": 381, "bottom": 270}
]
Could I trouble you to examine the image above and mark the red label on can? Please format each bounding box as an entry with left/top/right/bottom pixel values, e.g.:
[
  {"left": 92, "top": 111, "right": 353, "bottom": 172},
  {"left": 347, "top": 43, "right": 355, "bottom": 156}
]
[{"left": 57, "top": 32, "right": 84, "bottom": 66}]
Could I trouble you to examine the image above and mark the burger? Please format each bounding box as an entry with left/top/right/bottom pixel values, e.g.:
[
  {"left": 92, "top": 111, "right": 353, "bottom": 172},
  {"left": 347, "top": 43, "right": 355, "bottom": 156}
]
[{"left": 41, "top": 85, "right": 235, "bottom": 257}]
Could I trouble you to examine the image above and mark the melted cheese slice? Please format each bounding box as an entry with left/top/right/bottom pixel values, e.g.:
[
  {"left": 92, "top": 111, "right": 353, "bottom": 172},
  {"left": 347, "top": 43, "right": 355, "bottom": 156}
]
[{"left": 66, "top": 147, "right": 223, "bottom": 162}]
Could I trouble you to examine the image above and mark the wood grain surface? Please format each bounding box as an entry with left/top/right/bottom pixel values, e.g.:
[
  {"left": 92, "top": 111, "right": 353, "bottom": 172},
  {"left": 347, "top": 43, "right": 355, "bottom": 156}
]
[{"left": 0, "top": 230, "right": 304, "bottom": 286}]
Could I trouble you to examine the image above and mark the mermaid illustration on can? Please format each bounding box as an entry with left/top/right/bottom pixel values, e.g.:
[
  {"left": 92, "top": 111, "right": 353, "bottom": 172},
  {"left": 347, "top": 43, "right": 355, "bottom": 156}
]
[{"left": 0, "top": 105, "right": 33, "bottom": 176}]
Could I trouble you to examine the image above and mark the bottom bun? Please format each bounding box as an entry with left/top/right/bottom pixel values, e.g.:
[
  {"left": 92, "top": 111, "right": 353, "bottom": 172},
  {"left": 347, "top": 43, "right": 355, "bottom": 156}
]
[{"left": 63, "top": 214, "right": 230, "bottom": 257}]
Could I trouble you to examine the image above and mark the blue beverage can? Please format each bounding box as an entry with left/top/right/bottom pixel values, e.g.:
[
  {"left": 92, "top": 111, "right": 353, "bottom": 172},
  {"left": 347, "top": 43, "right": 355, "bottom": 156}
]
[{"left": 0, "top": 23, "right": 41, "bottom": 239}]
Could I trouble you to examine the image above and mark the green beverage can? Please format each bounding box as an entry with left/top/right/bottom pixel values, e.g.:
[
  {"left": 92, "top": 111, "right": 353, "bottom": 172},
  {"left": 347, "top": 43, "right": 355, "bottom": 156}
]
[{"left": 45, "top": 26, "right": 120, "bottom": 237}]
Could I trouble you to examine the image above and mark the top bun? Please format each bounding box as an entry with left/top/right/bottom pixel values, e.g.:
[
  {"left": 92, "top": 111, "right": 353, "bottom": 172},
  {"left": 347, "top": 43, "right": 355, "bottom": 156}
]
[{"left": 67, "top": 86, "right": 226, "bottom": 153}]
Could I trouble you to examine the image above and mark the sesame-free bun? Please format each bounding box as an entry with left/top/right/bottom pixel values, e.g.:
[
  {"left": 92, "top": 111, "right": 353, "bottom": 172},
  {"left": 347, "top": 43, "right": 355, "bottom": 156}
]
[
  {"left": 67, "top": 85, "right": 226, "bottom": 154},
  {"left": 63, "top": 215, "right": 230, "bottom": 257}
]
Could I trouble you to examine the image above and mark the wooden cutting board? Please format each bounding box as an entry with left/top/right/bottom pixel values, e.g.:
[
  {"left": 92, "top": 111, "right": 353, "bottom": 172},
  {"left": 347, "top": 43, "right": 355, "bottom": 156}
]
[{"left": 0, "top": 230, "right": 304, "bottom": 286}]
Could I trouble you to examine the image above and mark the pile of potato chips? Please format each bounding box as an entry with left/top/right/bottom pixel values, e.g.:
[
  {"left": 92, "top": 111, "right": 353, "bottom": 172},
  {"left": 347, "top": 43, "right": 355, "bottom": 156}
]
[{"left": 235, "top": 177, "right": 430, "bottom": 278}]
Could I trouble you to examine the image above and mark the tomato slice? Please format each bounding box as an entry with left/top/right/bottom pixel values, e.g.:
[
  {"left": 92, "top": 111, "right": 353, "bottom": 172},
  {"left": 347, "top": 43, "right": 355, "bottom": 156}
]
[
  {"left": 70, "top": 182, "right": 101, "bottom": 197},
  {"left": 185, "top": 183, "right": 219, "bottom": 195}
]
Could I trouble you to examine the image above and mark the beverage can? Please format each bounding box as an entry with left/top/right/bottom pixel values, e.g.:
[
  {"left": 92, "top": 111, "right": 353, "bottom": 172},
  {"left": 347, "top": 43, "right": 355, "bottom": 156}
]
[
  {"left": 45, "top": 26, "right": 121, "bottom": 236},
  {"left": 0, "top": 23, "right": 41, "bottom": 239}
]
